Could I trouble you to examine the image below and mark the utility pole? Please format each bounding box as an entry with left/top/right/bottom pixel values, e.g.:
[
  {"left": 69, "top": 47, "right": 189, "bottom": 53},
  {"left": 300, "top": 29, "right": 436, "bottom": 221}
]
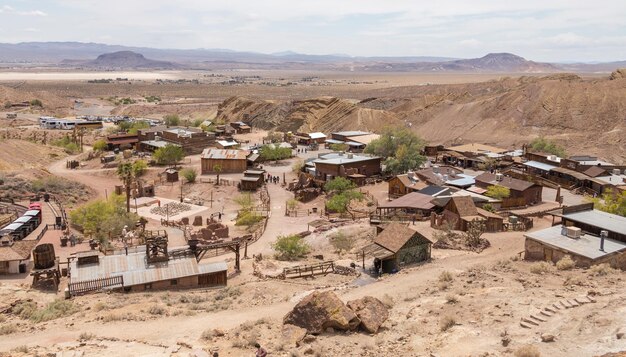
[{"left": 180, "top": 181, "right": 184, "bottom": 203}]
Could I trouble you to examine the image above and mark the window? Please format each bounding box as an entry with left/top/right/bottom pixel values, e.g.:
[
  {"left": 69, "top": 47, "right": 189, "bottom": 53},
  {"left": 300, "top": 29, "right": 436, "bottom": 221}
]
[
  {"left": 170, "top": 279, "right": 178, "bottom": 286},
  {"left": 144, "top": 283, "right": 152, "bottom": 290}
]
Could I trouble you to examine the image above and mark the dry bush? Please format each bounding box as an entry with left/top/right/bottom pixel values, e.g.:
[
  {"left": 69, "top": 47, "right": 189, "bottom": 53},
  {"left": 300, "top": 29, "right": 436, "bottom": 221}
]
[
  {"left": 492, "top": 259, "right": 514, "bottom": 271},
  {"left": 78, "top": 332, "right": 95, "bottom": 341},
  {"left": 556, "top": 255, "right": 575, "bottom": 271},
  {"left": 0, "top": 324, "right": 17, "bottom": 335},
  {"left": 589, "top": 263, "right": 616, "bottom": 276},
  {"left": 101, "top": 313, "right": 123, "bottom": 322},
  {"left": 439, "top": 271, "right": 454, "bottom": 282},
  {"left": 440, "top": 316, "right": 456, "bottom": 332},
  {"left": 148, "top": 305, "right": 166, "bottom": 315},
  {"left": 530, "top": 262, "right": 552, "bottom": 274},
  {"left": 380, "top": 294, "right": 395, "bottom": 309},
  {"left": 201, "top": 328, "right": 222, "bottom": 341},
  {"left": 12, "top": 345, "right": 29, "bottom": 354},
  {"left": 0, "top": 315, "right": 5, "bottom": 323},
  {"left": 445, "top": 294, "right": 458, "bottom": 304},
  {"left": 514, "top": 345, "right": 541, "bottom": 357}
]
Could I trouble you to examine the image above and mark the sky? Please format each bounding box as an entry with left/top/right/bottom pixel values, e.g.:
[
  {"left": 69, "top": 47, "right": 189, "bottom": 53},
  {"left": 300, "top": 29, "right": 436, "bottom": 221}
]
[{"left": 0, "top": 0, "right": 626, "bottom": 62}]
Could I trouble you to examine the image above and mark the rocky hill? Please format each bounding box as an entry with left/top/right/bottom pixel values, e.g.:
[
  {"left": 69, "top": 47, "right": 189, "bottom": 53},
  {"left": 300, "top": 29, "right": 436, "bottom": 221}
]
[
  {"left": 78, "top": 51, "right": 179, "bottom": 69},
  {"left": 360, "top": 53, "right": 557, "bottom": 73},
  {"left": 217, "top": 74, "right": 626, "bottom": 163}
]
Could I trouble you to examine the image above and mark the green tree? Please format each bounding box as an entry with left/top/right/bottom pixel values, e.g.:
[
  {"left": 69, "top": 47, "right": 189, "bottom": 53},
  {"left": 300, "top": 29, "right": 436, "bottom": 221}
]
[
  {"left": 329, "top": 143, "right": 348, "bottom": 152},
  {"left": 131, "top": 160, "right": 148, "bottom": 176},
  {"left": 529, "top": 137, "right": 566, "bottom": 158},
  {"left": 364, "top": 127, "right": 426, "bottom": 174},
  {"left": 272, "top": 234, "right": 310, "bottom": 261},
  {"left": 324, "top": 177, "right": 356, "bottom": 194},
  {"left": 153, "top": 144, "right": 184, "bottom": 167},
  {"left": 163, "top": 114, "right": 180, "bottom": 127},
  {"left": 119, "top": 121, "right": 150, "bottom": 134},
  {"left": 213, "top": 164, "right": 222, "bottom": 185},
  {"left": 117, "top": 162, "right": 135, "bottom": 212},
  {"left": 588, "top": 189, "right": 626, "bottom": 217},
  {"left": 69, "top": 194, "right": 138, "bottom": 244},
  {"left": 259, "top": 144, "right": 292, "bottom": 162},
  {"left": 485, "top": 185, "right": 511, "bottom": 200},
  {"left": 92, "top": 139, "right": 107, "bottom": 152},
  {"left": 181, "top": 167, "right": 198, "bottom": 183},
  {"left": 326, "top": 190, "right": 364, "bottom": 213}
]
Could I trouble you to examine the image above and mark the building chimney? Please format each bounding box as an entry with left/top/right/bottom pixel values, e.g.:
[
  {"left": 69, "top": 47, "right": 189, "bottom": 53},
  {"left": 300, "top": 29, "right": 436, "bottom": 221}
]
[{"left": 600, "top": 230, "right": 608, "bottom": 252}]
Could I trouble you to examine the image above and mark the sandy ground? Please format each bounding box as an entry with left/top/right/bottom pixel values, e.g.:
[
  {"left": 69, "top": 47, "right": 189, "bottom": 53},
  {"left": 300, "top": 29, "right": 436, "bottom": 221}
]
[{"left": 0, "top": 71, "right": 181, "bottom": 81}]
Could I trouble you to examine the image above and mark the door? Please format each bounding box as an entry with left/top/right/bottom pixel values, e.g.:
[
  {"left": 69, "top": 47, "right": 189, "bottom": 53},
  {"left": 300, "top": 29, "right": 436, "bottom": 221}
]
[{"left": 544, "top": 248, "right": 553, "bottom": 263}]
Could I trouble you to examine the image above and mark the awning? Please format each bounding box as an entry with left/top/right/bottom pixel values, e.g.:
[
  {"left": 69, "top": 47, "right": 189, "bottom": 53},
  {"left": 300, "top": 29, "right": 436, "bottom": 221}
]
[
  {"left": 324, "top": 139, "right": 345, "bottom": 144},
  {"left": 523, "top": 160, "right": 556, "bottom": 171},
  {"left": 362, "top": 243, "right": 394, "bottom": 260}
]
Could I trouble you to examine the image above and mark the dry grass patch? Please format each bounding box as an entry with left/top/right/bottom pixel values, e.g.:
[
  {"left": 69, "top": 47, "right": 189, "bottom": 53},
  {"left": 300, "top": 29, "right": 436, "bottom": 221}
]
[
  {"left": 514, "top": 345, "right": 541, "bottom": 357},
  {"left": 440, "top": 316, "right": 456, "bottom": 332},
  {"left": 530, "top": 262, "right": 552, "bottom": 274},
  {"left": 589, "top": 263, "right": 616, "bottom": 276},
  {"left": 0, "top": 323, "right": 18, "bottom": 335},
  {"left": 556, "top": 255, "right": 575, "bottom": 271}
]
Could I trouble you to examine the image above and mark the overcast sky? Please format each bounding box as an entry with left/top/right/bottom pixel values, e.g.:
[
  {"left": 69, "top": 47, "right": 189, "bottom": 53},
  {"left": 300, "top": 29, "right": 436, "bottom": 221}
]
[{"left": 1, "top": 0, "right": 625, "bottom": 62}]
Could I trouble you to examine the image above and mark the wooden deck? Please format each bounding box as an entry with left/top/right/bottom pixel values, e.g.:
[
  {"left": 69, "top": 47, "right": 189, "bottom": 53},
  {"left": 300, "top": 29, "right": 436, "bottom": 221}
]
[{"left": 283, "top": 261, "right": 335, "bottom": 279}]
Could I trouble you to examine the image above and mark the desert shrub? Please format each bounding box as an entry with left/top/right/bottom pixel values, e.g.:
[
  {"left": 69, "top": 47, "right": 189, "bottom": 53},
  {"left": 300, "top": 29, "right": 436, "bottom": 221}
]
[
  {"left": 29, "top": 299, "right": 79, "bottom": 323},
  {"left": 439, "top": 271, "right": 454, "bottom": 282},
  {"left": 102, "top": 313, "right": 123, "bottom": 322},
  {"left": 589, "top": 263, "right": 616, "bottom": 276},
  {"left": 286, "top": 198, "right": 299, "bottom": 210},
  {"left": 0, "top": 324, "right": 17, "bottom": 335},
  {"left": 235, "top": 211, "right": 263, "bottom": 227},
  {"left": 440, "top": 316, "right": 456, "bottom": 331},
  {"left": 148, "top": 305, "right": 166, "bottom": 315},
  {"left": 0, "top": 315, "right": 5, "bottom": 323},
  {"left": 380, "top": 294, "right": 395, "bottom": 309},
  {"left": 30, "top": 99, "right": 43, "bottom": 107},
  {"left": 12, "top": 300, "right": 37, "bottom": 320},
  {"left": 153, "top": 144, "right": 184, "bottom": 166},
  {"left": 181, "top": 167, "right": 198, "bottom": 183},
  {"left": 330, "top": 230, "right": 355, "bottom": 254},
  {"left": 272, "top": 234, "right": 310, "bottom": 261},
  {"left": 145, "top": 95, "right": 161, "bottom": 103},
  {"left": 514, "top": 345, "right": 541, "bottom": 357},
  {"left": 530, "top": 137, "right": 566, "bottom": 158},
  {"left": 78, "top": 332, "right": 95, "bottom": 341},
  {"left": 163, "top": 114, "right": 180, "bottom": 127},
  {"left": 234, "top": 192, "right": 255, "bottom": 211},
  {"left": 92, "top": 139, "right": 107, "bottom": 152},
  {"left": 530, "top": 262, "right": 552, "bottom": 274},
  {"left": 556, "top": 255, "right": 575, "bottom": 271},
  {"left": 486, "top": 185, "right": 510, "bottom": 199},
  {"left": 12, "top": 345, "right": 29, "bottom": 354},
  {"left": 445, "top": 294, "right": 459, "bottom": 304},
  {"left": 52, "top": 135, "right": 80, "bottom": 154}
]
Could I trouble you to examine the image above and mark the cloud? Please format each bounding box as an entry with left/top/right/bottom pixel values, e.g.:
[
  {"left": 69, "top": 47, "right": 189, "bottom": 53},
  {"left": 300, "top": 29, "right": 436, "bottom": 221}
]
[{"left": 0, "top": 5, "right": 47, "bottom": 16}]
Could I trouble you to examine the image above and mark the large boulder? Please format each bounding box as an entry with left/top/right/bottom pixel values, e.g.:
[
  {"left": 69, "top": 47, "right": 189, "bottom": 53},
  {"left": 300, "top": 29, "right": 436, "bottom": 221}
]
[
  {"left": 283, "top": 291, "right": 360, "bottom": 334},
  {"left": 281, "top": 324, "right": 307, "bottom": 346},
  {"left": 346, "top": 296, "right": 389, "bottom": 333}
]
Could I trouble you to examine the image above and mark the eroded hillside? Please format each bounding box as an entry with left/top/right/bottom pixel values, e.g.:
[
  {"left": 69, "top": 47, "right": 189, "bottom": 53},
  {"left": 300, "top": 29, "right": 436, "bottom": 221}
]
[{"left": 216, "top": 74, "right": 626, "bottom": 163}]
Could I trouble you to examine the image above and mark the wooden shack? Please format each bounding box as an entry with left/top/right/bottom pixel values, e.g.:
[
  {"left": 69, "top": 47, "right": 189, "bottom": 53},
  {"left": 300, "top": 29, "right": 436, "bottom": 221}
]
[
  {"left": 201, "top": 149, "right": 249, "bottom": 174},
  {"left": 240, "top": 169, "right": 266, "bottom": 191},
  {"left": 361, "top": 223, "right": 432, "bottom": 274}
]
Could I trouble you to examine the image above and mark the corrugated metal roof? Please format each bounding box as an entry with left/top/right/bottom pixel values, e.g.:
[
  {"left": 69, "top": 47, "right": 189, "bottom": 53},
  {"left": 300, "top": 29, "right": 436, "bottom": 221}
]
[
  {"left": 324, "top": 139, "right": 344, "bottom": 144},
  {"left": 70, "top": 250, "right": 228, "bottom": 287},
  {"left": 525, "top": 225, "right": 626, "bottom": 260},
  {"left": 23, "top": 210, "right": 41, "bottom": 217},
  {"left": 332, "top": 131, "right": 371, "bottom": 137},
  {"left": 308, "top": 132, "right": 326, "bottom": 139},
  {"left": 201, "top": 148, "right": 248, "bottom": 160},
  {"left": 14, "top": 216, "right": 33, "bottom": 223},
  {"left": 523, "top": 160, "right": 557, "bottom": 171},
  {"left": 217, "top": 140, "right": 239, "bottom": 147}
]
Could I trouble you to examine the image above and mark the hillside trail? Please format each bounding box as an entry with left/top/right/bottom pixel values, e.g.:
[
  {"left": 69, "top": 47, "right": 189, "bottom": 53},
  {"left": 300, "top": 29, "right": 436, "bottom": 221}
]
[{"left": 47, "top": 152, "right": 119, "bottom": 200}]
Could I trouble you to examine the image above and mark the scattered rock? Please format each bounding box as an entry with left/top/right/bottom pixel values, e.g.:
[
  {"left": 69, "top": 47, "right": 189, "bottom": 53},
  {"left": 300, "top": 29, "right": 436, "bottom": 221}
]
[
  {"left": 189, "top": 350, "right": 209, "bottom": 357},
  {"left": 541, "top": 333, "right": 555, "bottom": 342},
  {"left": 617, "top": 331, "right": 624, "bottom": 340},
  {"left": 302, "top": 335, "right": 317, "bottom": 343},
  {"left": 283, "top": 291, "right": 360, "bottom": 334},
  {"left": 346, "top": 296, "right": 389, "bottom": 333},
  {"left": 281, "top": 324, "right": 307, "bottom": 347}
]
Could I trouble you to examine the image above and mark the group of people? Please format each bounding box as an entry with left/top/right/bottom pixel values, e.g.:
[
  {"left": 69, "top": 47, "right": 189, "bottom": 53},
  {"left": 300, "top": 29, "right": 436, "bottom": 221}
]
[
  {"left": 266, "top": 174, "right": 281, "bottom": 184},
  {"left": 296, "top": 148, "right": 308, "bottom": 154}
]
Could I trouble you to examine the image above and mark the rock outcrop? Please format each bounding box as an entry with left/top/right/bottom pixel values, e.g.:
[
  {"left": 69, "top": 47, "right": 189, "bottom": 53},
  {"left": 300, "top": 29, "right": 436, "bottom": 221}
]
[
  {"left": 283, "top": 291, "right": 360, "bottom": 334},
  {"left": 346, "top": 297, "right": 389, "bottom": 333},
  {"left": 281, "top": 324, "right": 307, "bottom": 346},
  {"left": 610, "top": 69, "right": 626, "bottom": 80}
]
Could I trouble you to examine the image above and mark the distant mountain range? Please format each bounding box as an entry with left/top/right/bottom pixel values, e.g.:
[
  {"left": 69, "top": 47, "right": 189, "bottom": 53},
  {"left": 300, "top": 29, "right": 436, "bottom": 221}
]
[{"left": 0, "top": 41, "right": 624, "bottom": 72}]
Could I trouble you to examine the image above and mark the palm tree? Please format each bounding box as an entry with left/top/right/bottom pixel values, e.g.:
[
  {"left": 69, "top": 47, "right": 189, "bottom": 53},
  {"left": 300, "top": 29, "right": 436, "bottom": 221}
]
[
  {"left": 117, "top": 162, "right": 134, "bottom": 213},
  {"left": 214, "top": 164, "right": 222, "bottom": 186}
]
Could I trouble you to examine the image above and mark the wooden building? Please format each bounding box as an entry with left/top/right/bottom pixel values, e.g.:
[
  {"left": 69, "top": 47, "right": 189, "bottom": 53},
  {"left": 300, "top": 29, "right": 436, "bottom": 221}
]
[
  {"left": 230, "top": 121, "right": 252, "bottom": 134},
  {"left": 552, "top": 204, "right": 626, "bottom": 243},
  {"left": 0, "top": 236, "right": 37, "bottom": 274},
  {"left": 377, "top": 192, "right": 435, "bottom": 219},
  {"left": 525, "top": 225, "right": 626, "bottom": 270},
  {"left": 68, "top": 248, "right": 228, "bottom": 293},
  {"left": 240, "top": 170, "right": 266, "bottom": 191},
  {"left": 105, "top": 133, "right": 139, "bottom": 150},
  {"left": 138, "top": 126, "right": 215, "bottom": 154},
  {"left": 474, "top": 172, "right": 543, "bottom": 207},
  {"left": 361, "top": 223, "right": 432, "bottom": 274},
  {"left": 296, "top": 132, "right": 327, "bottom": 145},
  {"left": 201, "top": 149, "right": 249, "bottom": 174},
  {"left": 312, "top": 153, "right": 381, "bottom": 181},
  {"left": 387, "top": 173, "right": 428, "bottom": 198}
]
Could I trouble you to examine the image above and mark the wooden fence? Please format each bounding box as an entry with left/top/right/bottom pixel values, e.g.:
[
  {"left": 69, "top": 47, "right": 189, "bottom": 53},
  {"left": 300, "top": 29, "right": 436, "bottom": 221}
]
[
  {"left": 283, "top": 261, "right": 335, "bottom": 279},
  {"left": 68, "top": 275, "right": 124, "bottom": 296}
]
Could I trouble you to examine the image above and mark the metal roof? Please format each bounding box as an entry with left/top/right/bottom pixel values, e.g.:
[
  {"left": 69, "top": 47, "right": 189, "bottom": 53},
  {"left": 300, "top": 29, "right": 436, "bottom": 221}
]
[
  {"left": 378, "top": 192, "right": 435, "bottom": 210},
  {"left": 3, "top": 223, "right": 24, "bottom": 231},
  {"left": 345, "top": 141, "right": 365, "bottom": 147},
  {"left": 523, "top": 160, "right": 557, "bottom": 171},
  {"left": 332, "top": 131, "right": 371, "bottom": 137},
  {"left": 217, "top": 140, "right": 239, "bottom": 147},
  {"left": 14, "top": 216, "right": 33, "bottom": 223},
  {"left": 24, "top": 210, "right": 41, "bottom": 217},
  {"left": 324, "top": 139, "right": 344, "bottom": 144},
  {"left": 70, "top": 250, "right": 228, "bottom": 288},
  {"left": 201, "top": 148, "right": 248, "bottom": 160},
  {"left": 445, "top": 174, "right": 475, "bottom": 187},
  {"left": 308, "top": 132, "right": 327, "bottom": 139},
  {"left": 141, "top": 140, "right": 180, "bottom": 148},
  {"left": 556, "top": 209, "right": 626, "bottom": 236},
  {"left": 525, "top": 225, "right": 626, "bottom": 260},
  {"left": 313, "top": 153, "right": 380, "bottom": 165}
]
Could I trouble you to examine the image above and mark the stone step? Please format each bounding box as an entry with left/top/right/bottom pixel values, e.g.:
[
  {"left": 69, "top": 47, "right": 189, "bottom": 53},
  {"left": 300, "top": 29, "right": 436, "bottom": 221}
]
[
  {"left": 520, "top": 322, "right": 533, "bottom": 329},
  {"left": 560, "top": 301, "right": 571, "bottom": 309},
  {"left": 545, "top": 307, "right": 557, "bottom": 313},
  {"left": 522, "top": 317, "right": 540, "bottom": 326},
  {"left": 540, "top": 310, "right": 552, "bottom": 317},
  {"left": 530, "top": 315, "right": 547, "bottom": 323},
  {"left": 568, "top": 299, "right": 580, "bottom": 307},
  {"left": 585, "top": 296, "right": 596, "bottom": 303},
  {"left": 553, "top": 303, "right": 562, "bottom": 310}
]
